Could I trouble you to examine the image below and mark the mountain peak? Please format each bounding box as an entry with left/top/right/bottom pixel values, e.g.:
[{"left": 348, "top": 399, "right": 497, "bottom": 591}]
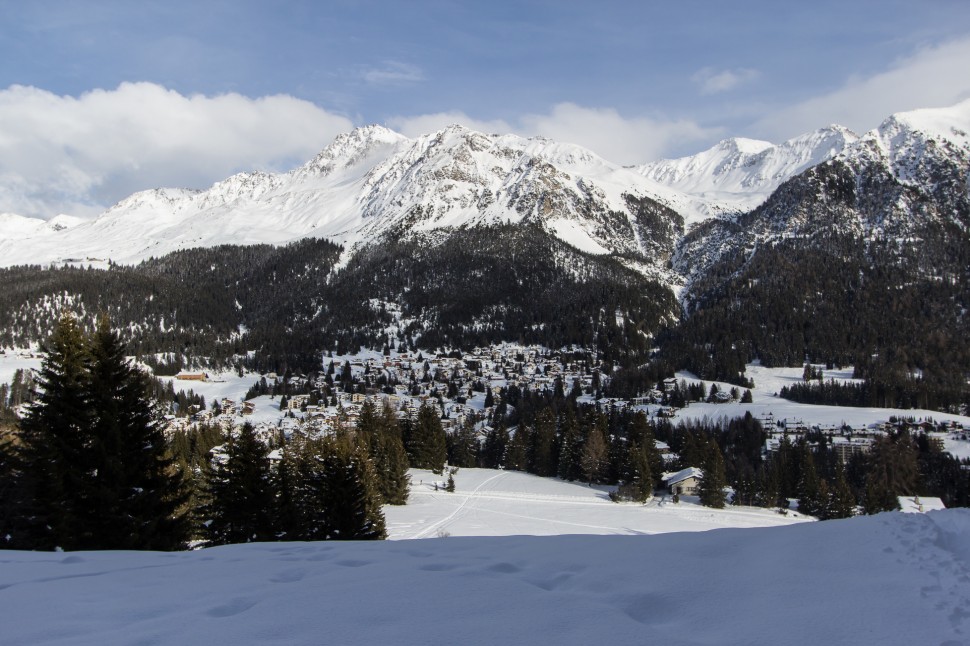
[{"left": 300, "top": 124, "right": 409, "bottom": 177}]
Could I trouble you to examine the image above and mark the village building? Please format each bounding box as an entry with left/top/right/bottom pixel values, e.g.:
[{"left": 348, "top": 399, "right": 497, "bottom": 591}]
[{"left": 662, "top": 467, "right": 704, "bottom": 496}]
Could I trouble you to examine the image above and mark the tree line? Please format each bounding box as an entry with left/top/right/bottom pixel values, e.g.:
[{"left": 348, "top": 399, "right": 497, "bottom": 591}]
[{"left": 0, "top": 316, "right": 409, "bottom": 551}]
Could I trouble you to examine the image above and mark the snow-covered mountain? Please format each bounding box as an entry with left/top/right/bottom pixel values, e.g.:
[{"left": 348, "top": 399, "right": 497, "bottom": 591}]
[
  {"left": 0, "top": 125, "right": 685, "bottom": 269},
  {"left": 636, "top": 125, "right": 858, "bottom": 223},
  {"left": 1, "top": 99, "right": 968, "bottom": 285},
  {"left": 0, "top": 213, "right": 83, "bottom": 239},
  {"left": 675, "top": 99, "right": 970, "bottom": 294}
]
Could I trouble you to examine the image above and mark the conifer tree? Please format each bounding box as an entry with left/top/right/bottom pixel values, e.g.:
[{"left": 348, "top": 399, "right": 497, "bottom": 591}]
[
  {"left": 313, "top": 438, "right": 386, "bottom": 540},
  {"left": 407, "top": 402, "right": 447, "bottom": 473},
  {"left": 480, "top": 421, "right": 508, "bottom": 469},
  {"left": 83, "top": 317, "right": 189, "bottom": 550},
  {"left": 364, "top": 403, "right": 410, "bottom": 505},
  {"left": 699, "top": 441, "right": 727, "bottom": 508},
  {"left": 626, "top": 442, "right": 653, "bottom": 503},
  {"left": 796, "top": 443, "right": 823, "bottom": 517},
  {"left": 628, "top": 412, "right": 661, "bottom": 485},
  {"left": 273, "top": 441, "right": 304, "bottom": 540},
  {"left": 827, "top": 468, "right": 856, "bottom": 519},
  {"left": 14, "top": 314, "right": 92, "bottom": 550},
  {"left": 757, "top": 462, "right": 782, "bottom": 508},
  {"left": 203, "top": 422, "right": 275, "bottom": 545},
  {"left": 447, "top": 418, "right": 479, "bottom": 468},
  {"left": 557, "top": 408, "right": 582, "bottom": 481},
  {"left": 864, "top": 432, "right": 919, "bottom": 514},
  {"left": 505, "top": 427, "right": 529, "bottom": 471},
  {"left": 529, "top": 408, "right": 558, "bottom": 477},
  {"left": 581, "top": 427, "right": 608, "bottom": 485}
]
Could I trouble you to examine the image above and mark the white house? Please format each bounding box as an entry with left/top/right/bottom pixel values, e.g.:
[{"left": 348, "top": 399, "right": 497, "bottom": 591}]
[{"left": 662, "top": 467, "right": 704, "bottom": 495}]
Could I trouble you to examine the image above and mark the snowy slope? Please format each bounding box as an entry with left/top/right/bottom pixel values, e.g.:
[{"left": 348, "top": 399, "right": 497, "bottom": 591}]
[
  {"left": 636, "top": 126, "right": 857, "bottom": 223},
  {"left": 2, "top": 510, "right": 967, "bottom": 645},
  {"left": 0, "top": 124, "right": 684, "bottom": 267},
  {"left": 386, "top": 467, "right": 810, "bottom": 539},
  {"left": 0, "top": 212, "right": 82, "bottom": 239}
]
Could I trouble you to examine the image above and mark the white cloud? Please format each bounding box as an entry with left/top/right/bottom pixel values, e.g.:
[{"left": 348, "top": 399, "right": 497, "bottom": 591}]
[
  {"left": 387, "top": 111, "right": 512, "bottom": 137},
  {"left": 692, "top": 67, "right": 759, "bottom": 95},
  {"left": 0, "top": 82, "right": 353, "bottom": 219},
  {"left": 755, "top": 37, "right": 970, "bottom": 141},
  {"left": 362, "top": 61, "right": 425, "bottom": 86},
  {"left": 389, "top": 103, "right": 719, "bottom": 165}
]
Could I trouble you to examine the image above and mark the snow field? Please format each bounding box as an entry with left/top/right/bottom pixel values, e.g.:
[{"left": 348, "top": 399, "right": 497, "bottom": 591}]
[
  {"left": 1, "top": 510, "right": 968, "bottom": 645},
  {"left": 386, "top": 468, "right": 810, "bottom": 540}
]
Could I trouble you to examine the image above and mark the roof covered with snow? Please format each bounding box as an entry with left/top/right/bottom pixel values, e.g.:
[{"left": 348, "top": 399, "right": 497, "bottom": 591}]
[{"left": 662, "top": 466, "right": 704, "bottom": 485}]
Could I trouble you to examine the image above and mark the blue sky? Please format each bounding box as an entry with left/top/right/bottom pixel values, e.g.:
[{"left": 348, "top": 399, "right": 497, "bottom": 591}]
[{"left": 3, "top": 0, "right": 970, "bottom": 218}]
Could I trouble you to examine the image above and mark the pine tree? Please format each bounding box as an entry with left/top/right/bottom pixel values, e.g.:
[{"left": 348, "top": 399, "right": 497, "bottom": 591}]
[
  {"left": 505, "top": 427, "right": 529, "bottom": 471},
  {"left": 14, "top": 314, "right": 92, "bottom": 550},
  {"left": 628, "top": 412, "right": 661, "bottom": 486},
  {"left": 203, "top": 422, "right": 276, "bottom": 545},
  {"left": 447, "top": 418, "right": 479, "bottom": 468},
  {"left": 796, "top": 442, "right": 823, "bottom": 517},
  {"left": 699, "top": 441, "right": 727, "bottom": 508},
  {"left": 864, "top": 432, "right": 919, "bottom": 514},
  {"left": 313, "top": 438, "right": 386, "bottom": 540},
  {"left": 580, "top": 427, "right": 608, "bottom": 485},
  {"left": 827, "top": 468, "right": 856, "bottom": 519},
  {"left": 83, "top": 317, "right": 189, "bottom": 550},
  {"left": 626, "top": 442, "right": 653, "bottom": 503},
  {"left": 757, "top": 462, "right": 782, "bottom": 508},
  {"left": 480, "top": 422, "right": 509, "bottom": 469},
  {"left": 557, "top": 408, "right": 582, "bottom": 481},
  {"left": 364, "top": 403, "right": 410, "bottom": 505},
  {"left": 529, "top": 408, "right": 558, "bottom": 477},
  {"left": 407, "top": 402, "right": 447, "bottom": 473}
]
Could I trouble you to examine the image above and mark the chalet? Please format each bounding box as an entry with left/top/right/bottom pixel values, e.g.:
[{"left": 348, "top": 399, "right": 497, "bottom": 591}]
[
  {"left": 662, "top": 467, "right": 704, "bottom": 496},
  {"left": 241, "top": 401, "right": 256, "bottom": 416}
]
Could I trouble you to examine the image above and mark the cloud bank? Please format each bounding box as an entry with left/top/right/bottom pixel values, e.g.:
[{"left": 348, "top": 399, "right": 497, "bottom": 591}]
[
  {"left": 755, "top": 37, "right": 970, "bottom": 140},
  {"left": 0, "top": 83, "right": 353, "bottom": 219}
]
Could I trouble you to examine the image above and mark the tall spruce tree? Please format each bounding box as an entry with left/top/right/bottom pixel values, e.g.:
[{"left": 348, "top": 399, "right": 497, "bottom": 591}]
[
  {"left": 480, "top": 421, "right": 509, "bottom": 469},
  {"left": 447, "top": 418, "right": 479, "bottom": 468},
  {"left": 359, "top": 402, "right": 410, "bottom": 505},
  {"left": 699, "top": 440, "right": 727, "bottom": 508},
  {"left": 827, "top": 468, "right": 856, "bottom": 519},
  {"left": 796, "top": 442, "right": 823, "bottom": 517},
  {"left": 557, "top": 408, "right": 582, "bottom": 481},
  {"left": 203, "top": 422, "right": 276, "bottom": 545},
  {"left": 407, "top": 402, "right": 447, "bottom": 473},
  {"left": 864, "top": 432, "right": 919, "bottom": 514},
  {"left": 626, "top": 442, "right": 653, "bottom": 503},
  {"left": 14, "top": 314, "right": 92, "bottom": 550},
  {"left": 529, "top": 408, "right": 558, "bottom": 477},
  {"left": 505, "top": 427, "right": 530, "bottom": 471},
  {"left": 580, "top": 426, "right": 608, "bottom": 485},
  {"left": 10, "top": 315, "right": 189, "bottom": 550},
  {"left": 84, "top": 317, "right": 189, "bottom": 550},
  {"left": 315, "top": 438, "right": 386, "bottom": 540}
]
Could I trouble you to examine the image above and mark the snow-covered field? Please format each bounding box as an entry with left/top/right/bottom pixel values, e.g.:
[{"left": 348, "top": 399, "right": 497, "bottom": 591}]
[
  {"left": 387, "top": 468, "right": 810, "bottom": 539},
  {"left": 661, "top": 364, "right": 970, "bottom": 430},
  {"left": 2, "top": 510, "right": 967, "bottom": 645}
]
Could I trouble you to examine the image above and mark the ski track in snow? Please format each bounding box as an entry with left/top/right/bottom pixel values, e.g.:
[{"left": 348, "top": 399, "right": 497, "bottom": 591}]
[{"left": 408, "top": 471, "right": 511, "bottom": 539}]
